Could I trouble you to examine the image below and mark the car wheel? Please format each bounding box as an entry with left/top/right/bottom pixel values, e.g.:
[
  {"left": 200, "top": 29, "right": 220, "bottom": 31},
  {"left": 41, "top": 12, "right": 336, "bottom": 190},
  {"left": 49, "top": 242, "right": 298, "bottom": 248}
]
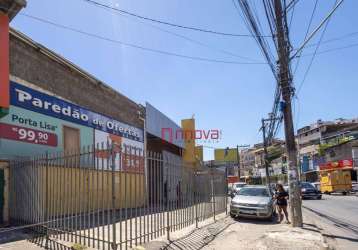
[
  {"left": 269, "top": 211, "right": 276, "bottom": 222},
  {"left": 317, "top": 195, "right": 322, "bottom": 200}
]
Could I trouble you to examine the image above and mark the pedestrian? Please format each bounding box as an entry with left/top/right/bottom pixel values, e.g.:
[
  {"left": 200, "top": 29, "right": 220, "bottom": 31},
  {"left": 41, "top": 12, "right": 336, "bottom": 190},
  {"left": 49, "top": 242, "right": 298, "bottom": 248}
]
[
  {"left": 274, "top": 183, "right": 290, "bottom": 224},
  {"left": 176, "top": 181, "right": 181, "bottom": 208},
  {"left": 164, "top": 180, "right": 168, "bottom": 208}
]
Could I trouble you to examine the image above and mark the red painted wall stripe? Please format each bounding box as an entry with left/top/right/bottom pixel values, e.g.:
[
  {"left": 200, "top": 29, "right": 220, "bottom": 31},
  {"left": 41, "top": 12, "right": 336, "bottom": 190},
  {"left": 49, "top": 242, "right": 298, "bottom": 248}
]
[{"left": 0, "top": 14, "right": 9, "bottom": 112}]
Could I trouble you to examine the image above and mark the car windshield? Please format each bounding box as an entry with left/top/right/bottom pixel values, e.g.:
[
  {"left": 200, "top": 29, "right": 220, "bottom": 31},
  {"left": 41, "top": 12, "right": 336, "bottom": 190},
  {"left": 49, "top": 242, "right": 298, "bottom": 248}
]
[
  {"left": 238, "top": 187, "right": 269, "bottom": 197},
  {"left": 235, "top": 183, "right": 246, "bottom": 188},
  {"left": 301, "top": 182, "right": 314, "bottom": 189}
]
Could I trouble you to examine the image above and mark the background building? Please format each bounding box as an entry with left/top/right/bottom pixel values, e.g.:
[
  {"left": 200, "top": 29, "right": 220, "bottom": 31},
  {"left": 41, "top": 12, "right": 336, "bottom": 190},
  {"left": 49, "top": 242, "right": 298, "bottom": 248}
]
[{"left": 297, "top": 119, "right": 358, "bottom": 182}]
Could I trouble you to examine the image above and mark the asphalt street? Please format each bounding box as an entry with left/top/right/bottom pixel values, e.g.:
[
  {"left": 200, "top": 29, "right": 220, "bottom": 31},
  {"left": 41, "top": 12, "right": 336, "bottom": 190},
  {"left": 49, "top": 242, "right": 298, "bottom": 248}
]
[{"left": 303, "top": 194, "right": 358, "bottom": 249}]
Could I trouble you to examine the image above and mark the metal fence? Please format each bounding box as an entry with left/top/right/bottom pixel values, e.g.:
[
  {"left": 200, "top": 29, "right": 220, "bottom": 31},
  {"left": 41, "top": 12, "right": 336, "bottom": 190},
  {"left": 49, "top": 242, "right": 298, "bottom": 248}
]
[{"left": 8, "top": 143, "right": 228, "bottom": 250}]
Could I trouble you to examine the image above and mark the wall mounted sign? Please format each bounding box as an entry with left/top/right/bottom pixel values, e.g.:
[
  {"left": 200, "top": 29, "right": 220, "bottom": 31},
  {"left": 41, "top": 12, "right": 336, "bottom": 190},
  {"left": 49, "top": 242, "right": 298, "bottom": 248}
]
[
  {"left": 10, "top": 82, "right": 143, "bottom": 142},
  {"left": 319, "top": 159, "right": 353, "bottom": 171},
  {"left": 0, "top": 122, "right": 58, "bottom": 147}
]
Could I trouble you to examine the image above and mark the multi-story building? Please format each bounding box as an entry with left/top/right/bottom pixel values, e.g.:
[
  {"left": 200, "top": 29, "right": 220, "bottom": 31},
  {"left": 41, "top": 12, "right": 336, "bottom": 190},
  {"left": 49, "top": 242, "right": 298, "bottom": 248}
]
[
  {"left": 297, "top": 119, "right": 358, "bottom": 181},
  {"left": 240, "top": 139, "right": 286, "bottom": 182},
  {"left": 239, "top": 148, "right": 256, "bottom": 177}
]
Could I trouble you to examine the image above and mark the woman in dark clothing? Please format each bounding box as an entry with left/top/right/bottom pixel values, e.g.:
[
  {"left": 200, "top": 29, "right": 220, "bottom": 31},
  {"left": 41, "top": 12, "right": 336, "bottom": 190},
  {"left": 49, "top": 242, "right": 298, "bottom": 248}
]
[{"left": 274, "top": 184, "right": 290, "bottom": 224}]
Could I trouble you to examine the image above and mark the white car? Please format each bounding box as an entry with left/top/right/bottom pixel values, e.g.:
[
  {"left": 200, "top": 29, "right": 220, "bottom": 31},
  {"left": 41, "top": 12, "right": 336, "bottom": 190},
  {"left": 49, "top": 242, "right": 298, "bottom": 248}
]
[{"left": 230, "top": 185, "right": 275, "bottom": 220}]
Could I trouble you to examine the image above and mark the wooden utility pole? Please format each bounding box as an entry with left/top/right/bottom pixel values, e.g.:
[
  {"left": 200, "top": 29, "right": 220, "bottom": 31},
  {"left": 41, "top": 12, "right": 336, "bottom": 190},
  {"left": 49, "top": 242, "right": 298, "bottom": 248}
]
[
  {"left": 236, "top": 145, "right": 250, "bottom": 181},
  {"left": 236, "top": 145, "right": 241, "bottom": 179},
  {"left": 261, "top": 119, "right": 271, "bottom": 188},
  {"left": 274, "top": 0, "right": 303, "bottom": 227},
  {"left": 261, "top": 117, "right": 280, "bottom": 189}
]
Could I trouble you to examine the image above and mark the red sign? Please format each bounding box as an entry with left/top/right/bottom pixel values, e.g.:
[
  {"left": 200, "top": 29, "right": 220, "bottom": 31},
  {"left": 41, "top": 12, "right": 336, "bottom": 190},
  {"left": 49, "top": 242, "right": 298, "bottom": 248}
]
[
  {"left": 319, "top": 159, "right": 353, "bottom": 171},
  {"left": 0, "top": 123, "right": 57, "bottom": 147},
  {"left": 227, "top": 176, "right": 239, "bottom": 184},
  {"left": 338, "top": 159, "right": 353, "bottom": 168}
]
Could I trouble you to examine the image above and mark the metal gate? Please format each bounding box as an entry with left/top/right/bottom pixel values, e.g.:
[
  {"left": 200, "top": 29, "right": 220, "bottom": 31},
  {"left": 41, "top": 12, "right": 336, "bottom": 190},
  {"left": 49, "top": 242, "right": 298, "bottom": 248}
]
[
  {"left": 0, "top": 169, "right": 4, "bottom": 224},
  {"left": 8, "top": 143, "right": 228, "bottom": 249}
]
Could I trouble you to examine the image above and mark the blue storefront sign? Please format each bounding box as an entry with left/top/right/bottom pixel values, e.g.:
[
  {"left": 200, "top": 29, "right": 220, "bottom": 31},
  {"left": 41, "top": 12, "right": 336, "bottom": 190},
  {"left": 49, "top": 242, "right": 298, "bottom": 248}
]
[
  {"left": 10, "top": 82, "right": 143, "bottom": 142},
  {"left": 301, "top": 155, "right": 310, "bottom": 173}
]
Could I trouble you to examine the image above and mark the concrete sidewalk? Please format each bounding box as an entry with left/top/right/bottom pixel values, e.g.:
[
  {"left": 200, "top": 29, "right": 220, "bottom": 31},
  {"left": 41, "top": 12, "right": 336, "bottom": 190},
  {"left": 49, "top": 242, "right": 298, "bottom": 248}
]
[
  {"left": 0, "top": 209, "right": 333, "bottom": 250},
  {"left": 141, "top": 211, "right": 331, "bottom": 250}
]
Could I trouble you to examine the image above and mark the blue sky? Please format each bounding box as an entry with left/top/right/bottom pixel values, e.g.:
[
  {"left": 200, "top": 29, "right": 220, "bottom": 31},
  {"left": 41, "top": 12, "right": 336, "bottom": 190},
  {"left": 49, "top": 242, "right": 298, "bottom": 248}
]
[{"left": 11, "top": 0, "right": 358, "bottom": 159}]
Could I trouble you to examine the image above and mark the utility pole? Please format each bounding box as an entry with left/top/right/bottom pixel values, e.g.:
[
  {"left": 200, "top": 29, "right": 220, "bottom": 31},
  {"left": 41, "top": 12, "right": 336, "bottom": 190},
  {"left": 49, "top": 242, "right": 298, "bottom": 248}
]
[
  {"left": 261, "top": 117, "right": 280, "bottom": 189},
  {"left": 236, "top": 145, "right": 250, "bottom": 181},
  {"left": 236, "top": 145, "right": 240, "bottom": 179},
  {"left": 274, "top": 0, "right": 302, "bottom": 227},
  {"left": 261, "top": 119, "right": 271, "bottom": 188}
]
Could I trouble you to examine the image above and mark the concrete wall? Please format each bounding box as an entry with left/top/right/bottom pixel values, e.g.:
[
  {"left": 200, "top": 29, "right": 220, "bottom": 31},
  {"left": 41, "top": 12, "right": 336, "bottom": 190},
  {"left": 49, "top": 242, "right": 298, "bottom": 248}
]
[
  {"left": 296, "top": 129, "right": 321, "bottom": 147},
  {"left": 325, "top": 142, "right": 354, "bottom": 162},
  {"left": 9, "top": 31, "right": 143, "bottom": 129},
  {"left": 14, "top": 166, "right": 145, "bottom": 219}
]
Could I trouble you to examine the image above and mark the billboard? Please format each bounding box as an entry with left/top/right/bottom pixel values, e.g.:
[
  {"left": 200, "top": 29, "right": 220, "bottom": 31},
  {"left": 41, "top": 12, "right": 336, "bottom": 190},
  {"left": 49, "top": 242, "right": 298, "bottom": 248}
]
[
  {"left": 319, "top": 159, "right": 353, "bottom": 171},
  {"left": 94, "top": 130, "right": 144, "bottom": 172},
  {"left": 214, "top": 148, "right": 238, "bottom": 162},
  {"left": 182, "top": 118, "right": 196, "bottom": 165},
  {"left": 0, "top": 81, "right": 144, "bottom": 159},
  {"left": 11, "top": 82, "right": 143, "bottom": 142}
]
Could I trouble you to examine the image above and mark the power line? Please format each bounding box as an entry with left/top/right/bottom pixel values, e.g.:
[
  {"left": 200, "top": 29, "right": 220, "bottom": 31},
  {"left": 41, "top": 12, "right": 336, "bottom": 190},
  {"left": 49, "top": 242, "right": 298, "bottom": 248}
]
[
  {"left": 290, "top": 0, "right": 344, "bottom": 59},
  {"left": 19, "top": 13, "right": 267, "bottom": 65},
  {"left": 286, "top": 0, "right": 300, "bottom": 12},
  {"left": 292, "top": 0, "right": 318, "bottom": 76},
  {"left": 86, "top": 1, "right": 261, "bottom": 62},
  {"left": 235, "top": 0, "right": 281, "bottom": 142},
  {"left": 300, "top": 41, "right": 358, "bottom": 57},
  {"left": 81, "top": 0, "right": 272, "bottom": 38},
  {"left": 296, "top": 0, "right": 337, "bottom": 95},
  {"left": 293, "top": 31, "right": 358, "bottom": 51},
  {"left": 236, "top": 0, "right": 277, "bottom": 76}
]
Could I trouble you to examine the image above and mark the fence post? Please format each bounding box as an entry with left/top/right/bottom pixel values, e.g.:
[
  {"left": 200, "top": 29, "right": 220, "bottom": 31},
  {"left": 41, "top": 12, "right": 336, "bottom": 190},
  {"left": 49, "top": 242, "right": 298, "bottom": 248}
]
[
  {"left": 111, "top": 144, "right": 117, "bottom": 250},
  {"left": 45, "top": 152, "right": 49, "bottom": 249},
  {"left": 211, "top": 170, "right": 216, "bottom": 222},
  {"left": 165, "top": 156, "right": 170, "bottom": 241},
  {"left": 194, "top": 171, "right": 198, "bottom": 228},
  {"left": 225, "top": 168, "right": 228, "bottom": 215}
]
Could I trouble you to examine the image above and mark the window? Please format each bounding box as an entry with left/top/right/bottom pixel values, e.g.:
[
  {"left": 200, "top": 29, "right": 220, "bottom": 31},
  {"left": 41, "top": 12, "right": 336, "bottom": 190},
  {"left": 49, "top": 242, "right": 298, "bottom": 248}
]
[
  {"left": 238, "top": 187, "right": 270, "bottom": 197},
  {"left": 63, "top": 126, "right": 80, "bottom": 153}
]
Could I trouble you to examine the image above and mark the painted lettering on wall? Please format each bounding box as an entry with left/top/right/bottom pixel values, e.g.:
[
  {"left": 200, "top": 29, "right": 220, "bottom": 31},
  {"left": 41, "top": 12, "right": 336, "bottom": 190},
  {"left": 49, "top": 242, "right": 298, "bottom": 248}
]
[
  {"left": 11, "top": 114, "right": 57, "bottom": 131},
  {"left": 10, "top": 82, "right": 143, "bottom": 142}
]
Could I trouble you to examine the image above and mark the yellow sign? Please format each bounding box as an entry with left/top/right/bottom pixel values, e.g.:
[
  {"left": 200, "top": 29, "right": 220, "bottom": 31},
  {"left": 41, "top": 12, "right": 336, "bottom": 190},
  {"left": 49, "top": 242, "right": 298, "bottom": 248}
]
[
  {"left": 215, "top": 148, "right": 238, "bottom": 162},
  {"left": 182, "top": 118, "right": 196, "bottom": 165}
]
